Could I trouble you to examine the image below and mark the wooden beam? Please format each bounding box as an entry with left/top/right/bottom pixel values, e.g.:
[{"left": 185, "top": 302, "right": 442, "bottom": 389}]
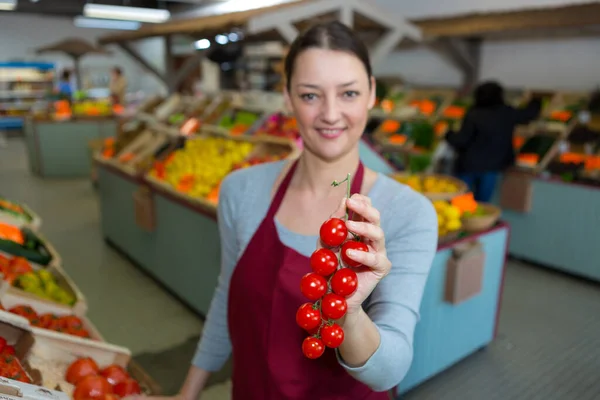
[
  {"left": 164, "top": 35, "right": 175, "bottom": 79},
  {"left": 371, "top": 29, "right": 405, "bottom": 67},
  {"left": 168, "top": 51, "right": 204, "bottom": 93},
  {"left": 276, "top": 22, "right": 299, "bottom": 44},
  {"left": 414, "top": 3, "right": 600, "bottom": 38},
  {"left": 117, "top": 43, "right": 168, "bottom": 86}
]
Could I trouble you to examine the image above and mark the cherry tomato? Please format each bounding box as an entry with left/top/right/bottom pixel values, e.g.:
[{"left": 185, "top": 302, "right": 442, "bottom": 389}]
[
  {"left": 295, "top": 303, "right": 321, "bottom": 331},
  {"left": 319, "top": 218, "right": 348, "bottom": 248},
  {"left": 321, "top": 293, "right": 348, "bottom": 320},
  {"left": 300, "top": 273, "right": 327, "bottom": 301},
  {"left": 302, "top": 337, "right": 325, "bottom": 359},
  {"left": 341, "top": 240, "right": 369, "bottom": 268},
  {"left": 321, "top": 323, "right": 345, "bottom": 348},
  {"left": 331, "top": 268, "right": 358, "bottom": 297},
  {"left": 310, "top": 248, "right": 338, "bottom": 277}
]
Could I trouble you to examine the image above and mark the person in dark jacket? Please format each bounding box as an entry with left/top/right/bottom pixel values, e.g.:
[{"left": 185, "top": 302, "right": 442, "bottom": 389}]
[{"left": 445, "top": 81, "right": 542, "bottom": 202}]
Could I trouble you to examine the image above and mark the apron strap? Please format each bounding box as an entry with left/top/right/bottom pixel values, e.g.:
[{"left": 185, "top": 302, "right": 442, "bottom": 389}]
[{"left": 267, "top": 160, "right": 365, "bottom": 219}]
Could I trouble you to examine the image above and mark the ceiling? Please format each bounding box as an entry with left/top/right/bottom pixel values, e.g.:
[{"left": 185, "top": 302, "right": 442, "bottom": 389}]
[{"left": 7, "top": 0, "right": 211, "bottom": 18}]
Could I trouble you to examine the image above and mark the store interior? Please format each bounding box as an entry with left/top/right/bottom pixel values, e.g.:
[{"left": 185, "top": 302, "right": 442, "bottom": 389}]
[{"left": 0, "top": 0, "right": 599, "bottom": 399}]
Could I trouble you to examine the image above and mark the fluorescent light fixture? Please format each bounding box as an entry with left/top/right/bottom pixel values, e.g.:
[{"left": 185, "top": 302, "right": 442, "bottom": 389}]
[
  {"left": 195, "top": 39, "right": 211, "bottom": 50},
  {"left": 215, "top": 34, "right": 229, "bottom": 45},
  {"left": 0, "top": 0, "right": 16, "bottom": 11},
  {"left": 74, "top": 16, "right": 141, "bottom": 31},
  {"left": 83, "top": 4, "right": 170, "bottom": 23}
]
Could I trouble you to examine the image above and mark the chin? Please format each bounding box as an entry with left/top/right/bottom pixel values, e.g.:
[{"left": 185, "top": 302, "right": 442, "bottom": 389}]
[{"left": 304, "top": 135, "right": 357, "bottom": 161}]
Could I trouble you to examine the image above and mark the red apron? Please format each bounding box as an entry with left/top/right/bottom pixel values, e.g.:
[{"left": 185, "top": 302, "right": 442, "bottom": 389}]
[{"left": 228, "top": 161, "right": 389, "bottom": 400}]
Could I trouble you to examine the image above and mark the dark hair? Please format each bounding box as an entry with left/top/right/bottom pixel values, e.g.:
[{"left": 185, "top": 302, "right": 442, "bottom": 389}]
[
  {"left": 61, "top": 69, "right": 71, "bottom": 81},
  {"left": 113, "top": 66, "right": 123, "bottom": 76},
  {"left": 284, "top": 21, "right": 372, "bottom": 90},
  {"left": 474, "top": 81, "right": 505, "bottom": 108},
  {"left": 588, "top": 89, "right": 600, "bottom": 113}
]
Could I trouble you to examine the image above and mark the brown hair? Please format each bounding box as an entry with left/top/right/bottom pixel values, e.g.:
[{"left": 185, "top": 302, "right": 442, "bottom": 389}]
[{"left": 284, "top": 21, "right": 372, "bottom": 90}]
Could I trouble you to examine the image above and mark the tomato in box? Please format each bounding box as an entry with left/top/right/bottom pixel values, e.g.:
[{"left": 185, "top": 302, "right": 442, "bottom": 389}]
[
  {"left": 73, "top": 375, "right": 113, "bottom": 400},
  {"left": 100, "top": 364, "right": 130, "bottom": 386},
  {"left": 114, "top": 378, "right": 141, "bottom": 397},
  {"left": 66, "top": 357, "right": 100, "bottom": 384},
  {"left": 9, "top": 305, "right": 38, "bottom": 323}
]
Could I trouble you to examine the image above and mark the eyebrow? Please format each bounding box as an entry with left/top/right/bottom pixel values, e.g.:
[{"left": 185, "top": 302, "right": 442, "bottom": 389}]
[{"left": 296, "top": 80, "right": 358, "bottom": 89}]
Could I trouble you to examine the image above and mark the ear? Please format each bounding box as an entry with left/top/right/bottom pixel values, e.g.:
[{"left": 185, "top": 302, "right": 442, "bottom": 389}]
[
  {"left": 283, "top": 85, "right": 293, "bottom": 112},
  {"left": 367, "top": 76, "right": 376, "bottom": 110}
]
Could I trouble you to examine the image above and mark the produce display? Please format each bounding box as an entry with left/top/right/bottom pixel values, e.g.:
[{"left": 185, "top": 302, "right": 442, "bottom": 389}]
[
  {"left": 375, "top": 119, "right": 436, "bottom": 151},
  {"left": 218, "top": 109, "right": 262, "bottom": 136},
  {"left": 149, "top": 135, "right": 291, "bottom": 202},
  {"left": 432, "top": 200, "right": 462, "bottom": 238},
  {"left": 407, "top": 95, "right": 447, "bottom": 117},
  {"left": 1, "top": 304, "right": 90, "bottom": 338},
  {"left": 0, "top": 254, "right": 75, "bottom": 306},
  {"left": 0, "top": 226, "right": 54, "bottom": 266},
  {"left": 393, "top": 174, "right": 466, "bottom": 199},
  {"left": 0, "top": 338, "right": 32, "bottom": 383},
  {"left": 0, "top": 197, "right": 34, "bottom": 225},
  {"left": 66, "top": 358, "right": 142, "bottom": 399},
  {"left": 297, "top": 175, "right": 366, "bottom": 359},
  {"left": 254, "top": 113, "right": 300, "bottom": 140},
  {"left": 516, "top": 132, "right": 560, "bottom": 169}
]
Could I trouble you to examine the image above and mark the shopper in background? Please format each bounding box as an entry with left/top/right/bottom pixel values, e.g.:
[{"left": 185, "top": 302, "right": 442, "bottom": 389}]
[
  {"left": 445, "top": 81, "right": 542, "bottom": 202},
  {"left": 135, "top": 21, "right": 437, "bottom": 400},
  {"left": 56, "top": 69, "right": 73, "bottom": 99},
  {"left": 109, "top": 67, "right": 127, "bottom": 105}
]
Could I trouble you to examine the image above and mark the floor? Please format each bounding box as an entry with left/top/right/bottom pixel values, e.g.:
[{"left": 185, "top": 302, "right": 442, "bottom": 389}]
[{"left": 1, "top": 137, "right": 600, "bottom": 399}]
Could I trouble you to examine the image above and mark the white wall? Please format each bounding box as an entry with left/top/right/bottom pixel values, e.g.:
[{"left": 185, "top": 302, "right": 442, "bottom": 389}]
[{"left": 0, "top": 13, "right": 167, "bottom": 95}]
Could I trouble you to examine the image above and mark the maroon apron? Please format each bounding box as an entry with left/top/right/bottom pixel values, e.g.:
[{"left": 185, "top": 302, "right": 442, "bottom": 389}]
[{"left": 228, "top": 161, "right": 389, "bottom": 400}]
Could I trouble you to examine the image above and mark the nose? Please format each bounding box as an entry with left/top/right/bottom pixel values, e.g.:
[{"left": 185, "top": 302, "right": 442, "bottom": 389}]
[{"left": 320, "top": 96, "right": 341, "bottom": 125}]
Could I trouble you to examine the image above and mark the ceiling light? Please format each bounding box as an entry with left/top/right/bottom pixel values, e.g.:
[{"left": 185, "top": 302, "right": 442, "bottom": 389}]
[
  {"left": 74, "top": 16, "right": 142, "bottom": 31},
  {"left": 0, "top": 0, "right": 16, "bottom": 11},
  {"left": 83, "top": 4, "right": 170, "bottom": 23},
  {"left": 228, "top": 32, "right": 240, "bottom": 42},
  {"left": 195, "top": 39, "right": 211, "bottom": 50},
  {"left": 215, "top": 34, "right": 229, "bottom": 45}
]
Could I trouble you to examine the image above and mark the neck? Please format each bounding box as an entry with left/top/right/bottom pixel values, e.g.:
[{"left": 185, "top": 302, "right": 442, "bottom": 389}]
[{"left": 294, "top": 148, "right": 360, "bottom": 195}]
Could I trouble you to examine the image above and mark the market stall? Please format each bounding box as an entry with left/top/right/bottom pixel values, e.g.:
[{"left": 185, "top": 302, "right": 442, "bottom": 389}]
[{"left": 0, "top": 198, "right": 160, "bottom": 397}]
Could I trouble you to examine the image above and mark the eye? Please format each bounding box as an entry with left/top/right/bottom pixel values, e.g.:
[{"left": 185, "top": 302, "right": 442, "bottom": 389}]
[
  {"left": 300, "top": 93, "right": 317, "bottom": 101},
  {"left": 343, "top": 91, "right": 360, "bottom": 98}
]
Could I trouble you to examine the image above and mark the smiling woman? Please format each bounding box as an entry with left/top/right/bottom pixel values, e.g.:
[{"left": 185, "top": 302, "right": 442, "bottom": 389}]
[{"left": 137, "top": 21, "right": 438, "bottom": 400}]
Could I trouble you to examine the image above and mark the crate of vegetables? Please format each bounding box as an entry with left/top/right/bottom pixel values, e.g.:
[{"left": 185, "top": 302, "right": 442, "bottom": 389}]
[
  {"left": 373, "top": 119, "right": 437, "bottom": 153},
  {"left": 0, "top": 198, "right": 41, "bottom": 232},
  {"left": 0, "top": 254, "right": 86, "bottom": 316},
  {"left": 402, "top": 88, "right": 456, "bottom": 120},
  {"left": 0, "top": 315, "right": 136, "bottom": 397},
  {"left": 0, "top": 226, "right": 60, "bottom": 268},
  {"left": 145, "top": 130, "right": 298, "bottom": 215}
]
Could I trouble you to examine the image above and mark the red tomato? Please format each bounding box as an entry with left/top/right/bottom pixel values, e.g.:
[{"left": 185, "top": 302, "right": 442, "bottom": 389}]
[
  {"left": 331, "top": 268, "right": 358, "bottom": 297},
  {"left": 300, "top": 273, "right": 327, "bottom": 301},
  {"left": 309, "top": 248, "right": 338, "bottom": 276},
  {"left": 73, "top": 375, "right": 113, "bottom": 400},
  {"left": 9, "top": 305, "right": 38, "bottom": 323},
  {"left": 2, "top": 346, "right": 15, "bottom": 356},
  {"left": 0, "top": 338, "right": 6, "bottom": 354},
  {"left": 341, "top": 241, "right": 369, "bottom": 268},
  {"left": 66, "top": 357, "right": 100, "bottom": 385},
  {"left": 99, "top": 395, "right": 120, "bottom": 400},
  {"left": 113, "top": 378, "right": 141, "bottom": 397},
  {"left": 319, "top": 218, "right": 348, "bottom": 248},
  {"left": 38, "top": 313, "right": 60, "bottom": 329},
  {"left": 321, "top": 293, "right": 348, "bottom": 320},
  {"left": 302, "top": 337, "right": 325, "bottom": 359},
  {"left": 69, "top": 327, "right": 92, "bottom": 339},
  {"left": 100, "top": 365, "right": 130, "bottom": 386},
  {"left": 321, "top": 324, "right": 345, "bottom": 348},
  {"left": 9, "top": 257, "right": 32, "bottom": 275},
  {"left": 60, "top": 315, "right": 84, "bottom": 330},
  {"left": 295, "top": 303, "right": 321, "bottom": 331}
]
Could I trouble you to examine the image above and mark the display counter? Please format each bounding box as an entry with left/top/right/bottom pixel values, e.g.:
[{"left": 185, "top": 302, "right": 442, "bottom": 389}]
[
  {"left": 24, "top": 116, "right": 119, "bottom": 178},
  {"left": 498, "top": 171, "right": 600, "bottom": 281},
  {"left": 96, "top": 158, "right": 509, "bottom": 395}
]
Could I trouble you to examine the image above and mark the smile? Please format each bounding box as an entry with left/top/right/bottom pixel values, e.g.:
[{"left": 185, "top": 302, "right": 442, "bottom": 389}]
[{"left": 316, "top": 128, "right": 346, "bottom": 139}]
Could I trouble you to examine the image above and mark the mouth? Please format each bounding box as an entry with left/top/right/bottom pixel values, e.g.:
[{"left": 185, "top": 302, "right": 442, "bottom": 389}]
[{"left": 315, "top": 128, "right": 346, "bottom": 139}]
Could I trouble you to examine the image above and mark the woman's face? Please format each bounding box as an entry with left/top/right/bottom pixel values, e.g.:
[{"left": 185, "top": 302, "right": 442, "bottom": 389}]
[{"left": 285, "top": 48, "right": 375, "bottom": 161}]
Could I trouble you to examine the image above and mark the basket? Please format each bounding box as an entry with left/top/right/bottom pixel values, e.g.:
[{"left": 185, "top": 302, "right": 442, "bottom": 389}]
[
  {"left": 460, "top": 203, "right": 501, "bottom": 233},
  {"left": 392, "top": 173, "right": 468, "bottom": 201}
]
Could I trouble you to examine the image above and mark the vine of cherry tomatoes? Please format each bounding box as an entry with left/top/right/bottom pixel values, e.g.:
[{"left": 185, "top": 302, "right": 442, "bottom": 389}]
[{"left": 296, "top": 174, "right": 368, "bottom": 359}]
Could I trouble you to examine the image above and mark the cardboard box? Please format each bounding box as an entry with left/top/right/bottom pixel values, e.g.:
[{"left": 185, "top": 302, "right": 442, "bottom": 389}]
[{"left": 445, "top": 242, "right": 486, "bottom": 305}]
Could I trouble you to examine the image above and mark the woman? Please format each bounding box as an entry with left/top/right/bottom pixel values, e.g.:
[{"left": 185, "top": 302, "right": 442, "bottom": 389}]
[
  {"left": 144, "top": 21, "right": 437, "bottom": 400},
  {"left": 445, "top": 81, "right": 542, "bottom": 202}
]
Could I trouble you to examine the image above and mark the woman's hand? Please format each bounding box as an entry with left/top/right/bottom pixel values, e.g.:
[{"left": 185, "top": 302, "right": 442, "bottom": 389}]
[{"left": 324, "top": 193, "right": 392, "bottom": 317}]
